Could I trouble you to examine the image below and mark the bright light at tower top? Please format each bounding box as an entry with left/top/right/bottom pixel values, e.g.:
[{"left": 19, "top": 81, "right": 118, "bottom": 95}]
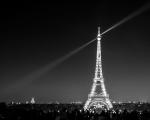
[{"left": 97, "top": 27, "right": 101, "bottom": 41}]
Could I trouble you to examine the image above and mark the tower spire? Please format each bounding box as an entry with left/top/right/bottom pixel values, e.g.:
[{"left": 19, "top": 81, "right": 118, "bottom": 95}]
[
  {"left": 97, "top": 27, "right": 101, "bottom": 39},
  {"left": 84, "top": 27, "right": 113, "bottom": 112}
]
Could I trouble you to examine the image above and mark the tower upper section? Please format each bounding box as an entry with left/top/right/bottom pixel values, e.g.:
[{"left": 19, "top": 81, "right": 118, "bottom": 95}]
[{"left": 94, "top": 27, "right": 103, "bottom": 80}]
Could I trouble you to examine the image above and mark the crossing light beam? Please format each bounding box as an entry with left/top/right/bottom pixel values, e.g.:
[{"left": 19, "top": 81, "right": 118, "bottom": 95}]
[
  {"left": 3, "top": 38, "right": 96, "bottom": 91},
  {"left": 27, "top": 1, "right": 150, "bottom": 83},
  {"left": 101, "top": 2, "right": 150, "bottom": 36},
  {"left": 5, "top": 2, "right": 150, "bottom": 91}
]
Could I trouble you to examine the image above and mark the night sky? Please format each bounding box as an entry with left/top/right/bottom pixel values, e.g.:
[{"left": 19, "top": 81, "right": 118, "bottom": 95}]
[{"left": 0, "top": 0, "right": 150, "bottom": 103}]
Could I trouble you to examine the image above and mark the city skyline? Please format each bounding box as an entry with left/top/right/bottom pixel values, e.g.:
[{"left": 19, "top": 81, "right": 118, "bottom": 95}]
[{"left": 0, "top": 1, "right": 150, "bottom": 103}]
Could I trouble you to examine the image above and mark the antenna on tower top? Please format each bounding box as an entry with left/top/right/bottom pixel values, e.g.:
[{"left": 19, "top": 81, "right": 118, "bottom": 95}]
[
  {"left": 98, "top": 27, "right": 100, "bottom": 34},
  {"left": 97, "top": 26, "right": 101, "bottom": 40}
]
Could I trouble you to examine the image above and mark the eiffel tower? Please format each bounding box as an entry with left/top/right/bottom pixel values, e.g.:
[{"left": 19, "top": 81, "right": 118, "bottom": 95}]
[{"left": 84, "top": 27, "right": 113, "bottom": 111}]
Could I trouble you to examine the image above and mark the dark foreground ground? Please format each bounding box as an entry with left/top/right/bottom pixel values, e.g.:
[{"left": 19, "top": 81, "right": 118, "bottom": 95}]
[{"left": 0, "top": 102, "right": 150, "bottom": 120}]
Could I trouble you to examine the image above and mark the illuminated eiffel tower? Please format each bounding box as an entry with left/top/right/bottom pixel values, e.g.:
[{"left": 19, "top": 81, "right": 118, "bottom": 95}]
[{"left": 84, "top": 27, "right": 113, "bottom": 111}]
